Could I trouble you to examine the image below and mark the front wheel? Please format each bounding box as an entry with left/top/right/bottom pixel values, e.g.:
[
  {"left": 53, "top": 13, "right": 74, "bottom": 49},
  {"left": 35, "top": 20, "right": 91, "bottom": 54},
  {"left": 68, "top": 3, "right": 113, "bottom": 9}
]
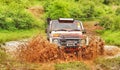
[{"left": 76, "top": 48, "right": 82, "bottom": 60}]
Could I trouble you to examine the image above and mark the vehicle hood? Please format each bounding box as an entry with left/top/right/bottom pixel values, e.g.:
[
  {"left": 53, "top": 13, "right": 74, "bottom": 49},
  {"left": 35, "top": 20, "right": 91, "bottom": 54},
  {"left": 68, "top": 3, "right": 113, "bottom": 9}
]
[{"left": 51, "top": 31, "right": 84, "bottom": 39}]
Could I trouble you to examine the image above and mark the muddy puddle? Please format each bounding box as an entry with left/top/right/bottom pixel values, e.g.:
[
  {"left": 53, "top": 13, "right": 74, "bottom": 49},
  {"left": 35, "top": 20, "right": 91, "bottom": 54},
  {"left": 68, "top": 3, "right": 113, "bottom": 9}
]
[
  {"left": 104, "top": 45, "right": 120, "bottom": 58},
  {"left": 0, "top": 39, "right": 29, "bottom": 52},
  {"left": 1, "top": 35, "right": 120, "bottom": 63}
]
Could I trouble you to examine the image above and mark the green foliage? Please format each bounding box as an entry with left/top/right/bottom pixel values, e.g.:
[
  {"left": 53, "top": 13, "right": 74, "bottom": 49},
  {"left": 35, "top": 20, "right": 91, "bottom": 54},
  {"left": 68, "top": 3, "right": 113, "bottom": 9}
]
[
  {"left": 0, "top": 0, "right": 41, "bottom": 30},
  {"left": 0, "top": 0, "right": 32, "bottom": 8},
  {"left": 0, "top": 29, "right": 44, "bottom": 43},
  {"left": 55, "top": 62, "right": 90, "bottom": 70},
  {"left": 99, "top": 16, "right": 120, "bottom": 30},
  {"left": 46, "top": 0, "right": 71, "bottom": 19},
  {"left": 45, "top": 0, "right": 113, "bottom": 20},
  {"left": 0, "top": 0, "right": 119, "bottom": 31},
  {"left": 99, "top": 16, "right": 114, "bottom": 30},
  {"left": 103, "top": 0, "right": 120, "bottom": 5},
  {"left": 99, "top": 30, "right": 120, "bottom": 46},
  {"left": 116, "top": 7, "right": 120, "bottom": 15},
  {"left": 103, "top": 0, "right": 113, "bottom": 5},
  {"left": 80, "top": 1, "right": 96, "bottom": 18}
]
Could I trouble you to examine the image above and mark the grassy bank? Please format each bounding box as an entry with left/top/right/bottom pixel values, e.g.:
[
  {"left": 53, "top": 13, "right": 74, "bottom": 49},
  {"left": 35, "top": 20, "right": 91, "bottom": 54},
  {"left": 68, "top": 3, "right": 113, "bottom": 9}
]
[
  {"left": 97, "top": 30, "right": 120, "bottom": 46},
  {"left": 94, "top": 57, "right": 120, "bottom": 70},
  {"left": 0, "top": 29, "right": 45, "bottom": 43},
  {"left": 55, "top": 62, "right": 90, "bottom": 70}
]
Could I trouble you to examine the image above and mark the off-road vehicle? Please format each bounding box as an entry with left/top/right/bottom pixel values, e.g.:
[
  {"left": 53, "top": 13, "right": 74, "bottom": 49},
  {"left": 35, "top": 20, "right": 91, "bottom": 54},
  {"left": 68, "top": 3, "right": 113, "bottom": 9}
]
[{"left": 46, "top": 18, "right": 89, "bottom": 53}]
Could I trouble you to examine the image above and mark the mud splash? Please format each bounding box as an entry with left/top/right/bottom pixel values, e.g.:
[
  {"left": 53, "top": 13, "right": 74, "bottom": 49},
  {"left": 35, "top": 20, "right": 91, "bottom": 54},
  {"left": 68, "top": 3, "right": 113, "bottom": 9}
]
[
  {"left": 17, "top": 35, "right": 104, "bottom": 63},
  {"left": 17, "top": 35, "right": 75, "bottom": 62}
]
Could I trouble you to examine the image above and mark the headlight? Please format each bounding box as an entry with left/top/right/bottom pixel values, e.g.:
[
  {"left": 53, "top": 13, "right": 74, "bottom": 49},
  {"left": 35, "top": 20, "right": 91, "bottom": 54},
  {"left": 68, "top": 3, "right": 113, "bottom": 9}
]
[
  {"left": 53, "top": 39, "right": 59, "bottom": 44},
  {"left": 80, "top": 39, "right": 86, "bottom": 46},
  {"left": 53, "top": 33, "right": 60, "bottom": 37}
]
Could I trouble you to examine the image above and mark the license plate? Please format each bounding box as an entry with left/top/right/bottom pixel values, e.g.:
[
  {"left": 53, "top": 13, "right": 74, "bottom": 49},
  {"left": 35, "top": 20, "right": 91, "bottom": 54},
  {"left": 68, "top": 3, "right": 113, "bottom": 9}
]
[
  {"left": 67, "top": 43, "right": 75, "bottom": 46},
  {"left": 67, "top": 41, "right": 74, "bottom": 43},
  {"left": 67, "top": 41, "right": 75, "bottom": 46}
]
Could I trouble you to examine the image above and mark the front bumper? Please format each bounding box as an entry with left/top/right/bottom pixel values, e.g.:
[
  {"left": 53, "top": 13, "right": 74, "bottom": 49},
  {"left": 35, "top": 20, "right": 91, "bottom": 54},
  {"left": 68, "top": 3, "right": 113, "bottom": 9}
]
[{"left": 52, "top": 38, "right": 81, "bottom": 47}]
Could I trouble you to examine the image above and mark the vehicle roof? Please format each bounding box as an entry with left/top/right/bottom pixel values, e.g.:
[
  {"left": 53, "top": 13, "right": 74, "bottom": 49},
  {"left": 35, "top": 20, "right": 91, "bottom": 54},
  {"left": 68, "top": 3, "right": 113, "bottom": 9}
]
[{"left": 50, "top": 20, "right": 80, "bottom": 24}]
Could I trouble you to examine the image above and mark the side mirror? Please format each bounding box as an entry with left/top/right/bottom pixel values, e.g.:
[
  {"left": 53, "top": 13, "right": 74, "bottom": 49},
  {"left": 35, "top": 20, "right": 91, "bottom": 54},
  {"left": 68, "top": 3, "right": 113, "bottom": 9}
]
[
  {"left": 45, "top": 28, "right": 47, "bottom": 33},
  {"left": 47, "top": 18, "right": 51, "bottom": 24},
  {"left": 82, "top": 30, "right": 86, "bottom": 34}
]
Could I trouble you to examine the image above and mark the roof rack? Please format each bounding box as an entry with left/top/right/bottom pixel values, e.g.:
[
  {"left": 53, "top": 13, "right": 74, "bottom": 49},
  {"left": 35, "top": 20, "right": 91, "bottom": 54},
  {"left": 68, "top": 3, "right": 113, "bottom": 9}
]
[{"left": 58, "top": 18, "right": 74, "bottom": 23}]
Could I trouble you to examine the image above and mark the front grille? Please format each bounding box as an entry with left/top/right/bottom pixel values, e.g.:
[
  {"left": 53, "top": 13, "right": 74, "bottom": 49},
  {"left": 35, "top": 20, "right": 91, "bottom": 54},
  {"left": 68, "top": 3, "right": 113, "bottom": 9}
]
[{"left": 60, "top": 39, "right": 79, "bottom": 47}]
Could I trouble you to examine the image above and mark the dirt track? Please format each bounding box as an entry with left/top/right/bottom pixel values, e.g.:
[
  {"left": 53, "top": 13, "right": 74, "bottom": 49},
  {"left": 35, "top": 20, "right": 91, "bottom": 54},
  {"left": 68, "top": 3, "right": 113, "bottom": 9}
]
[
  {"left": 1, "top": 21, "right": 120, "bottom": 62},
  {"left": 2, "top": 41, "right": 120, "bottom": 59},
  {"left": 1, "top": 21, "right": 120, "bottom": 70}
]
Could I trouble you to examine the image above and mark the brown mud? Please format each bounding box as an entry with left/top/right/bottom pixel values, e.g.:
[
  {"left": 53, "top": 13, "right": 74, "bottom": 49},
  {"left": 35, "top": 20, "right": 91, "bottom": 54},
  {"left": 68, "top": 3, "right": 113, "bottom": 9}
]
[
  {"left": 17, "top": 35, "right": 104, "bottom": 63},
  {"left": 16, "top": 21, "right": 105, "bottom": 63}
]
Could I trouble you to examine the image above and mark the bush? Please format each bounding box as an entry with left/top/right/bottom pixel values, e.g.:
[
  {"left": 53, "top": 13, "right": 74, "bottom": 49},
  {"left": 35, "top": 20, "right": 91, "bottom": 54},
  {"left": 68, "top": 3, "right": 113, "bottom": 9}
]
[
  {"left": 46, "top": 0, "right": 97, "bottom": 19},
  {"left": 116, "top": 7, "right": 120, "bottom": 15},
  {"left": 0, "top": 0, "right": 41, "bottom": 30},
  {"left": 46, "top": 0, "right": 71, "bottom": 19},
  {"left": 103, "top": 0, "right": 120, "bottom": 5},
  {"left": 99, "top": 16, "right": 120, "bottom": 30},
  {"left": 80, "top": 1, "right": 96, "bottom": 18},
  {"left": 99, "top": 16, "right": 114, "bottom": 30},
  {"left": 103, "top": 0, "right": 113, "bottom": 5},
  {"left": 45, "top": 0, "right": 113, "bottom": 20}
]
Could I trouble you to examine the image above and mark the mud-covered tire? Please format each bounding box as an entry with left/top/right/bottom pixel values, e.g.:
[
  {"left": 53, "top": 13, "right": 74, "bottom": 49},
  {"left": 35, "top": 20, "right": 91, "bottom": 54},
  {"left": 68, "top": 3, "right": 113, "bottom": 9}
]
[
  {"left": 89, "top": 36, "right": 104, "bottom": 57},
  {"left": 81, "top": 36, "right": 105, "bottom": 59},
  {"left": 76, "top": 49, "right": 82, "bottom": 60}
]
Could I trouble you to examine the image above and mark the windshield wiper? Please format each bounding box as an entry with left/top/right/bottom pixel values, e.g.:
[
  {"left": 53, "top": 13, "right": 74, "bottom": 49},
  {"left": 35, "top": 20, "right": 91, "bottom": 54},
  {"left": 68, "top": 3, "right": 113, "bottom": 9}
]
[{"left": 69, "top": 29, "right": 80, "bottom": 31}]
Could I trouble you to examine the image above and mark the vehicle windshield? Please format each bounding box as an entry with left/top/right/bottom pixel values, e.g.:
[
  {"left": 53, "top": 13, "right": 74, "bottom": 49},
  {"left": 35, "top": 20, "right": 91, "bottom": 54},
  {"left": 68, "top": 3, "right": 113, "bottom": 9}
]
[{"left": 51, "top": 22, "right": 81, "bottom": 31}]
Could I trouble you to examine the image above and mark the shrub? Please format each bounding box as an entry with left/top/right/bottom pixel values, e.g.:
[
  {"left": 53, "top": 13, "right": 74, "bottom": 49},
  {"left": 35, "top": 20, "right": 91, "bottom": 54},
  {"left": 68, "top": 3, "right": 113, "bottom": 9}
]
[
  {"left": 116, "top": 7, "right": 120, "bottom": 15},
  {"left": 113, "top": 16, "right": 120, "bottom": 30},
  {"left": 45, "top": 0, "right": 113, "bottom": 20},
  {"left": 0, "top": 0, "right": 41, "bottom": 30},
  {"left": 99, "top": 16, "right": 120, "bottom": 30},
  {"left": 103, "top": 0, "right": 113, "bottom": 5},
  {"left": 99, "top": 16, "right": 114, "bottom": 30},
  {"left": 46, "top": 0, "right": 71, "bottom": 19},
  {"left": 80, "top": 1, "right": 96, "bottom": 18}
]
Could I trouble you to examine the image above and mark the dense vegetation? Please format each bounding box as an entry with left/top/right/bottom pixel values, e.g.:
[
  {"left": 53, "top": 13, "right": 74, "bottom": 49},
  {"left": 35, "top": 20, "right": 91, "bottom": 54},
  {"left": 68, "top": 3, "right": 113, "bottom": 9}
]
[
  {"left": 45, "top": 0, "right": 113, "bottom": 20},
  {"left": 0, "top": 0, "right": 45, "bottom": 42},
  {"left": 98, "top": 8, "right": 120, "bottom": 46},
  {"left": 0, "top": 0, "right": 120, "bottom": 42},
  {"left": 0, "top": 0, "right": 38, "bottom": 30},
  {"left": 0, "top": 0, "right": 120, "bottom": 69}
]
